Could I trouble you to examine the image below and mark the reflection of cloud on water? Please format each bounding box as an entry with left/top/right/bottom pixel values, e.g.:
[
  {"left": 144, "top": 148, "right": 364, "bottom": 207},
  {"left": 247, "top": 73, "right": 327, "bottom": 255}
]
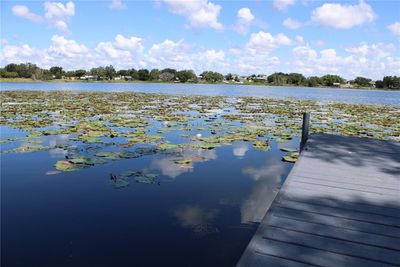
[
  {"left": 173, "top": 205, "right": 219, "bottom": 235},
  {"left": 233, "top": 142, "right": 249, "bottom": 158},
  {"left": 151, "top": 157, "right": 191, "bottom": 178},
  {"left": 182, "top": 146, "right": 217, "bottom": 161},
  {"left": 48, "top": 134, "right": 70, "bottom": 158},
  {"left": 150, "top": 143, "right": 217, "bottom": 179},
  {"left": 240, "top": 158, "right": 285, "bottom": 223}
]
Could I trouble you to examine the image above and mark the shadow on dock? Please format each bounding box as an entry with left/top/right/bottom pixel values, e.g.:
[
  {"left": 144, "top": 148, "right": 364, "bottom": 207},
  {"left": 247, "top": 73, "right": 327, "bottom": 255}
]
[{"left": 237, "top": 134, "right": 400, "bottom": 266}]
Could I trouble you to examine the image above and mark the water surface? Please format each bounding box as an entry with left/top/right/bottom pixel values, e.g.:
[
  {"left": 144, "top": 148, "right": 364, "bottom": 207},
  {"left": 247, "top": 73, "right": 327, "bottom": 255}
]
[{"left": 1, "top": 82, "right": 399, "bottom": 105}]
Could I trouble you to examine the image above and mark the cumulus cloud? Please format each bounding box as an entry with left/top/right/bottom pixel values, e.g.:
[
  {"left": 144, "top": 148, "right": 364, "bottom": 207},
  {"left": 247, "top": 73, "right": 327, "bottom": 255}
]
[
  {"left": 283, "top": 18, "right": 302, "bottom": 29},
  {"left": 234, "top": 8, "right": 255, "bottom": 34},
  {"left": 311, "top": 0, "right": 376, "bottom": 29},
  {"left": 12, "top": 1, "right": 75, "bottom": 33},
  {"left": 12, "top": 5, "right": 44, "bottom": 23},
  {"left": 246, "top": 31, "right": 292, "bottom": 55},
  {"left": 163, "top": 0, "right": 222, "bottom": 30},
  {"left": 109, "top": 0, "right": 127, "bottom": 9},
  {"left": 48, "top": 35, "right": 88, "bottom": 57},
  {"left": 290, "top": 42, "right": 400, "bottom": 79},
  {"left": 1, "top": 33, "right": 398, "bottom": 80},
  {"left": 388, "top": 22, "right": 400, "bottom": 38},
  {"left": 273, "top": 0, "right": 296, "bottom": 11}
]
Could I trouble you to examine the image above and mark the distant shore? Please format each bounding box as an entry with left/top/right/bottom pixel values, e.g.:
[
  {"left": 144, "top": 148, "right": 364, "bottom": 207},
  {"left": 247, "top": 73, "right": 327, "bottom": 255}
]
[{"left": 1, "top": 77, "right": 398, "bottom": 90}]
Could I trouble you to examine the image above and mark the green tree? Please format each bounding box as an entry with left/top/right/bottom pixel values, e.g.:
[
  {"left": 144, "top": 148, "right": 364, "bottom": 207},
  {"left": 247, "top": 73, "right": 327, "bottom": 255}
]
[
  {"left": 176, "top": 70, "right": 197, "bottom": 82},
  {"left": 74, "top": 69, "right": 86, "bottom": 77},
  {"left": 137, "top": 69, "right": 150, "bottom": 81},
  {"left": 288, "top": 73, "right": 306, "bottom": 85},
  {"left": 201, "top": 71, "right": 223, "bottom": 82},
  {"left": 161, "top": 68, "right": 177, "bottom": 75},
  {"left": 306, "top": 76, "right": 321, "bottom": 87},
  {"left": 383, "top": 76, "right": 400, "bottom": 89},
  {"left": 267, "top": 72, "right": 288, "bottom": 85},
  {"left": 320, "top": 74, "right": 344, "bottom": 86},
  {"left": 354, "top": 76, "right": 372, "bottom": 87},
  {"left": 375, "top": 80, "right": 384, "bottom": 89},
  {"left": 49, "top": 66, "right": 64, "bottom": 79},
  {"left": 225, "top": 73, "right": 233, "bottom": 81},
  {"left": 117, "top": 69, "right": 129, "bottom": 76},
  {"left": 104, "top": 65, "right": 116, "bottom": 79},
  {"left": 150, "top": 69, "right": 160, "bottom": 80}
]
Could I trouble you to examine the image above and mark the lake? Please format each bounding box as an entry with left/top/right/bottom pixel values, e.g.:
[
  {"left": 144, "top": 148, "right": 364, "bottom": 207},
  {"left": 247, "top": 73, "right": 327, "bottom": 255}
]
[
  {"left": 1, "top": 88, "right": 399, "bottom": 267},
  {"left": 1, "top": 82, "right": 399, "bottom": 105}
]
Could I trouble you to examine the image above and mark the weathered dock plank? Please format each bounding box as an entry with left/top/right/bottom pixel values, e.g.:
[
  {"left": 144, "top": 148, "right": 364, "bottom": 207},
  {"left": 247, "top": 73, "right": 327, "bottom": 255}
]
[{"left": 237, "top": 134, "right": 400, "bottom": 267}]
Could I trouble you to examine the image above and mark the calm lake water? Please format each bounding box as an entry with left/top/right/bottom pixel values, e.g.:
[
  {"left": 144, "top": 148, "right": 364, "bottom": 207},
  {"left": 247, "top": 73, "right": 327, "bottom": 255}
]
[
  {"left": 1, "top": 84, "right": 397, "bottom": 266},
  {"left": 1, "top": 125, "right": 295, "bottom": 266},
  {"left": 1, "top": 82, "right": 399, "bottom": 105}
]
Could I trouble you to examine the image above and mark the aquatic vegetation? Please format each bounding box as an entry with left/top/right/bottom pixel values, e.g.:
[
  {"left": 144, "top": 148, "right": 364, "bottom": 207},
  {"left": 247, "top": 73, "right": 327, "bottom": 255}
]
[
  {"left": 121, "top": 171, "right": 159, "bottom": 184},
  {"left": 5, "top": 144, "right": 50, "bottom": 153},
  {"left": 0, "top": 137, "right": 20, "bottom": 144},
  {"left": 1, "top": 90, "right": 398, "bottom": 173},
  {"left": 282, "top": 152, "right": 299, "bottom": 163},
  {"left": 55, "top": 160, "right": 84, "bottom": 171}
]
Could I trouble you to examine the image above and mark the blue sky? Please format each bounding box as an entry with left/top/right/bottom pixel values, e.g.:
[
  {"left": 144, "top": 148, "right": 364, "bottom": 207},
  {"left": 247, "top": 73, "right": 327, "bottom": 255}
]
[{"left": 1, "top": 0, "right": 399, "bottom": 79}]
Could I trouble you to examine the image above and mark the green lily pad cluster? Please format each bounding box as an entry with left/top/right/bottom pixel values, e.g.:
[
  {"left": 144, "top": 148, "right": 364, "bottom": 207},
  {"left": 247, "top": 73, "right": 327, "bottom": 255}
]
[{"left": 0, "top": 90, "right": 398, "bottom": 174}]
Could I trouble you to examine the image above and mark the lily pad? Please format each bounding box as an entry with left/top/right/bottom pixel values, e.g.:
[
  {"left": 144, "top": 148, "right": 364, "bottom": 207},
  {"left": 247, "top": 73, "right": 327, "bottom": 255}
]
[
  {"left": 158, "top": 143, "right": 179, "bottom": 150},
  {"left": 55, "top": 160, "right": 84, "bottom": 171},
  {"left": 114, "top": 179, "right": 130, "bottom": 188},
  {"left": 282, "top": 152, "right": 299, "bottom": 163}
]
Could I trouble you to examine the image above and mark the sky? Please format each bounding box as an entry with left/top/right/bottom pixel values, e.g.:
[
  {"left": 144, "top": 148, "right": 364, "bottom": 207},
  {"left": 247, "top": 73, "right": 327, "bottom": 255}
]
[{"left": 1, "top": 0, "right": 400, "bottom": 79}]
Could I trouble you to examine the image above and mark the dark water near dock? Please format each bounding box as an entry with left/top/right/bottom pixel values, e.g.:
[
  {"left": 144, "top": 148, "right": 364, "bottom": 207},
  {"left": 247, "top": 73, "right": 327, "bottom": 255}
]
[
  {"left": 1, "top": 82, "right": 399, "bottom": 105},
  {"left": 1, "top": 124, "right": 294, "bottom": 266}
]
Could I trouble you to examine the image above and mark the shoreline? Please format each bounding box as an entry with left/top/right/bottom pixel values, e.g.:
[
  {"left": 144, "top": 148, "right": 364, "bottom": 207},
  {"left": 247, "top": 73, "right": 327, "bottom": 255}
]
[{"left": 1, "top": 78, "right": 398, "bottom": 91}]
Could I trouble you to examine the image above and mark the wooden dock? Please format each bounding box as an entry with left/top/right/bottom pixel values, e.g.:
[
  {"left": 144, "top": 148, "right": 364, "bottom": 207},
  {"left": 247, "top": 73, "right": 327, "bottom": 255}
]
[{"left": 237, "top": 133, "right": 400, "bottom": 267}]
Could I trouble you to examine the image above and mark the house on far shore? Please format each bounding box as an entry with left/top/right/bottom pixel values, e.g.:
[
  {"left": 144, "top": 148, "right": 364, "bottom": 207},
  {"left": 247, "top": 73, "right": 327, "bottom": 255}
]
[
  {"left": 368, "top": 81, "right": 376, "bottom": 88},
  {"left": 123, "top": 76, "right": 133, "bottom": 81},
  {"left": 341, "top": 80, "right": 354, "bottom": 88},
  {"left": 80, "top": 75, "right": 95, "bottom": 80},
  {"left": 332, "top": 82, "right": 341, "bottom": 87},
  {"left": 252, "top": 74, "right": 268, "bottom": 83}
]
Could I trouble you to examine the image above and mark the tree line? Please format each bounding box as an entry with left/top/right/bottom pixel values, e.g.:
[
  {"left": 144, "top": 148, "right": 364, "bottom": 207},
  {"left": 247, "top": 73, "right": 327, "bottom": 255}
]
[{"left": 1, "top": 62, "right": 399, "bottom": 89}]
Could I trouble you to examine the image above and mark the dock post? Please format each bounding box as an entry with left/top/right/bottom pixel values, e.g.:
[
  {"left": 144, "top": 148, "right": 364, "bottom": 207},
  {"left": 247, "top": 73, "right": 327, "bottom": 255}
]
[{"left": 300, "top": 112, "right": 310, "bottom": 150}]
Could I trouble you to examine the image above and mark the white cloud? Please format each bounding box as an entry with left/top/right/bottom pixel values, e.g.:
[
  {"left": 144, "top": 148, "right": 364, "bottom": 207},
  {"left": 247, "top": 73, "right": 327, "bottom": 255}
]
[
  {"left": 0, "top": 44, "right": 44, "bottom": 65},
  {"left": 44, "top": 1, "right": 75, "bottom": 32},
  {"left": 234, "top": 8, "right": 255, "bottom": 34},
  {"left": 1, "top": 33, "right": 398, "bottom": 81},
  {"left": 48, "top": 35, "right": 88, "bottom": 57},
  {"left": 12, "top": 1, "right": 75, "bottom": 33},
  {"left": 163, "top": 0, "right": 222, "bottom": 30},
  {"left": 109, "top": 0, "right": 127, "bottom": 9},
  {"left": 290, "top": 42, "right": 400, "bottom": 79},
  {"left": 273, "top": 0, "right": 296, "bottom": 11},
  {"left": 311, "top": 0, "right": 376, "bottom": 29},
  {"left": 12, "top": 5, "right": 44, "bottom": 23},
  {"left": 283, "top": 18, "right": 302, "bottom": 29},
  {"left": 114, "top": 34, "right": 144, "bottom": 51},
  {"left": 388, "top": 22, "right": 400, "bottom": 38},
  {"left": 246, "top": 31, "right": 292, "bottom": 55}
]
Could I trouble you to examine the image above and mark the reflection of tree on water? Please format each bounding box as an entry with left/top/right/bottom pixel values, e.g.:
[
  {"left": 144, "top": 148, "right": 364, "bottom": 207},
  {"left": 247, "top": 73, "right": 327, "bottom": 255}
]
[
  {"left": 173, "top": 205, "right": 220, "bottom": 236},
  {"left": 240, "top": 158, "right": 286, "bottom": 223}
]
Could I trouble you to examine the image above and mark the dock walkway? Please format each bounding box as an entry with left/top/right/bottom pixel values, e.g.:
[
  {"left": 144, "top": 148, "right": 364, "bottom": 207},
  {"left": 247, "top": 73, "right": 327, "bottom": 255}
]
[{"left": 237, "top": 134, "right": 400, "bottom": 267}]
